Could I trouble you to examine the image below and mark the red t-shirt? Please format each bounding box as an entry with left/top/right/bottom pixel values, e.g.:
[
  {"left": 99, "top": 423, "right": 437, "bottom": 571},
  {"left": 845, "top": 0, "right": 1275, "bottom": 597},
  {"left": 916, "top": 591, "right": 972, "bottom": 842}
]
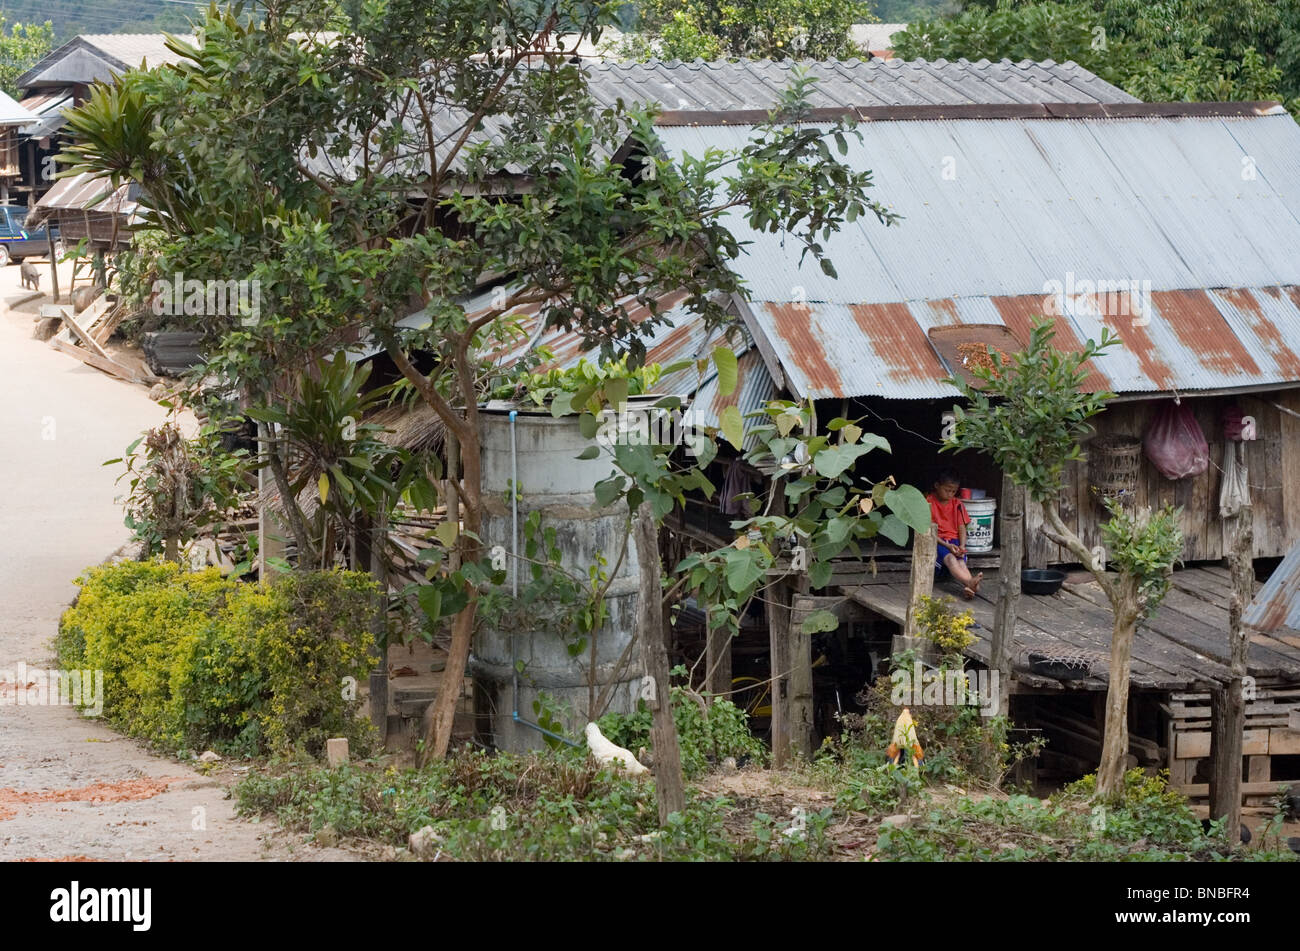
[{"left": 926, "top": 494, "right": 970, "bottom": 543}]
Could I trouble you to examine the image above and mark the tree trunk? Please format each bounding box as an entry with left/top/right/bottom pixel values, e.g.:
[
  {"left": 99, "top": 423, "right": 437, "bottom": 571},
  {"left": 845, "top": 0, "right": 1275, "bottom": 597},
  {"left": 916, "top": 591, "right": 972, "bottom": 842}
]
[
  {"left": 1096, "top": 576, "right": 1139, "bottom": 799},
  {"left": 633, "top": 504, "right": 686, "bottom": 824},
  {"left": 704, "top": 619, "right": 731, "bottom": 701},
  {"left": 163, "top": 534, "right": 179, "bottom": 564},
  {"left": 420, "top": 424, "right": 482, "bottom": 764},
  {"left": 1209, "top": 512, "right": 1253, "bottom": 835},
  {"left": 991, "top": 476, "right": 1023, "bottom": 718}
]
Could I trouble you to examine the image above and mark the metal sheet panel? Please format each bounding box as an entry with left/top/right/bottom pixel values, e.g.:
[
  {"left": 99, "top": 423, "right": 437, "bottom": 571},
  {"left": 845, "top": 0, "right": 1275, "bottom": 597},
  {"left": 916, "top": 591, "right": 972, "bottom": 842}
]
[
  {"left": 306, "top": 57, "right": 1135, "bottom": 179},
  {"left": 659, "top": 115, "right": 1300, "bottom": 306},
  {"left": 1245, "top": 540, "right": 1300, "bottom": 632},
  {"left": 751, "top": 286, "right": 1300, "bottom": 399},
  {"left": 659, "top": 112, "right": 1300, "bottom": 398}
]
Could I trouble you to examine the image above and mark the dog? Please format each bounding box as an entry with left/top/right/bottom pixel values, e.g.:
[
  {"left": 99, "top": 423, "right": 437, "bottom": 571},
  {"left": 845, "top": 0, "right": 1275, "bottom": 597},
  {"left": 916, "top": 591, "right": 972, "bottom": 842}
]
[{"left": 19, "top": 260, "right": 40, "bottom": 291}]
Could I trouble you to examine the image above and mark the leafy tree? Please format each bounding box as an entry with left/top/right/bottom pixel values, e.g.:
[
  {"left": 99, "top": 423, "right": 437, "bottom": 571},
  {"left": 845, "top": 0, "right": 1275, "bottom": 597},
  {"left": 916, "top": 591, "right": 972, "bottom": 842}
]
[
  {"left": 893, "top": 0, "right": 1299, "bottom": 112},
  {"left": 945, "top": 320, "right": 1183, "bottom": 801},
  {"left": 615, "top": 0, "right": 872, "bottom": 61},
  {"left": 61, "top": 0, "right": 896, "bottom": 767},
  {"left": 0, "top": 17, "right": 54, "bottom": 98}
]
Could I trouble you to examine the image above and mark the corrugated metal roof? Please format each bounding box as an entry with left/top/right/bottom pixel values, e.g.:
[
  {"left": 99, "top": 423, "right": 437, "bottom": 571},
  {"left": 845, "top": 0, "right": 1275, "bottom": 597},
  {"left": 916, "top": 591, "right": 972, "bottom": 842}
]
[
  {"left": 1245, "top": 540, "right": 1300, "bottom": 632},
  {"left": 0, "top": 89, "right": 35, "bottom": 127},
  {"left": 656, "top": 113, "right": 1300, "bottom": 398},
  {"left": 18, "top": 34, "right": 196, "bottom": 89},
  {"left": 19, "top": 91, "right": 72, "bottom": 138},
  {"left": 305, "top": 56, "right": 1135, "bottom": 180},
  {"left": 582, "top": 57, "right": 1136, "bottom": 110},
  {"left": 750, "top": 288, "right": 1300, "bottom": 399},
  {"left": 374, "top": 286, "right": 774, "bottom": 442},
  {"left": 76, "top": 34, "right": 196, "bottom": 68},
  {"left": 28, "top": 170, "right": 141, "bottom": 228}
]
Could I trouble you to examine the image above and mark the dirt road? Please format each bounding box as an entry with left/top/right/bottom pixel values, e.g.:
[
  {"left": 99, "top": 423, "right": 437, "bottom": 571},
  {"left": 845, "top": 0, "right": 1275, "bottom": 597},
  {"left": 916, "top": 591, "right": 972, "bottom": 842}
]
[{"left": 0, "top": 264, "right": 348, "bottom": 861}]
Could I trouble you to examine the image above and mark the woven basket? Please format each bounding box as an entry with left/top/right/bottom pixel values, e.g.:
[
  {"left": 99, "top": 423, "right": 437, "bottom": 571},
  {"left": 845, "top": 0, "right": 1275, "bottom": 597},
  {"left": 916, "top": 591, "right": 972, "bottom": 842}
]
[{"left": 1087, "top": 434, "right": 1142, "bottom": 506}]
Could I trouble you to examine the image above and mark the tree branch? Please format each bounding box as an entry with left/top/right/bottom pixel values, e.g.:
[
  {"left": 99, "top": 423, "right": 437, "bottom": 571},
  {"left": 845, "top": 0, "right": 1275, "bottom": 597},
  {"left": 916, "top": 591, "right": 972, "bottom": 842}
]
[{"left": 1041, "top": 500, "right": 1115, "bottom": 604}]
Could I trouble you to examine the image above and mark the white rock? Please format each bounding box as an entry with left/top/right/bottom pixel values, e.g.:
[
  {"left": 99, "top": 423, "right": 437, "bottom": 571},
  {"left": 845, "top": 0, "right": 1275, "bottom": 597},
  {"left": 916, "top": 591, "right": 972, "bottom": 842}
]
[
  {"left": 880, "top": 814, "right": 914, "bottom": 828},
  {"left": 409, "top": 825, "right": 442, "bottom": 857},
  {"left": 197, "top": 750, "right": 221, "bottom": 763}
]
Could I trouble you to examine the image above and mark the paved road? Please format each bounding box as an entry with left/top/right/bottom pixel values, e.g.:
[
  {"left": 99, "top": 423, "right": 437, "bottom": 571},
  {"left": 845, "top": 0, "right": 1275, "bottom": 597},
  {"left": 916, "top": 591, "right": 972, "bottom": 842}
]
[{"left": 0, "top": 266, "right": 344, "bottom": 861}]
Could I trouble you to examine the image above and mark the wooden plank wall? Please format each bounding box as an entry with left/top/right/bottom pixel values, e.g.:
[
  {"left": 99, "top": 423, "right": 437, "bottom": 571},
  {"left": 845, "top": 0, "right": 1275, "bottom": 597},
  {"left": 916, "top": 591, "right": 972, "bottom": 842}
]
[{"left": 1025, "top": 389, "right": 1300, "bottom": 567}]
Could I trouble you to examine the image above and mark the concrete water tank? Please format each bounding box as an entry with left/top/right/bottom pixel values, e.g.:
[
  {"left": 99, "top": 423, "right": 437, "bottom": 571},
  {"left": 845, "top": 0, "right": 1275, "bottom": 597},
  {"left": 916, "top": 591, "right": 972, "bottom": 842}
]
[{"left": 470, "top": 403, "right": 643, "bottom": 752}]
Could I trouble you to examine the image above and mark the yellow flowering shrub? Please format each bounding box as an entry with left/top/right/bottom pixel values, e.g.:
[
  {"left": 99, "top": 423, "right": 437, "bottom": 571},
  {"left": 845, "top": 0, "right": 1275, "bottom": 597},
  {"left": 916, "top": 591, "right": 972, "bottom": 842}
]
[{"left": 57, "top": 561, "right": 378, "bottom": 757}]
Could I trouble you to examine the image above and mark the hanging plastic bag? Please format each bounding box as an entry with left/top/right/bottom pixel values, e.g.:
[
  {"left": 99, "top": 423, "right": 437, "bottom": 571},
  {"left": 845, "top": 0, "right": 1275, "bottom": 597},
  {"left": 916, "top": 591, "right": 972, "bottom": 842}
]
[
  {"left": 1143, "top": 401, "right": 1209, "bottom": 480},
  {"left": 1219, "top": 441, "right": 1250, "bottom": 517}
]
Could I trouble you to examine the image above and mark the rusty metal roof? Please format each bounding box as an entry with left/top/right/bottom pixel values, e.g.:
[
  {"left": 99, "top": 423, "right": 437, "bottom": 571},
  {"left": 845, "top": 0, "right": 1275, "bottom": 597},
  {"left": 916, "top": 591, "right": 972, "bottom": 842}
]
[
  {"left": 1245, "top": 540, "right": 1300, "bottom": 633},
  {"left": 749, "top": 288, "right": 1300, "bottom": 399},
  {"left": 28, "top": 171, "right": 141, "bottom": 228},
  {"left": 656, "top": 112, "right": 1300, "bottom": 399},
  {"left": 382, "top": 285, "right": 774, "bottom": 441}
]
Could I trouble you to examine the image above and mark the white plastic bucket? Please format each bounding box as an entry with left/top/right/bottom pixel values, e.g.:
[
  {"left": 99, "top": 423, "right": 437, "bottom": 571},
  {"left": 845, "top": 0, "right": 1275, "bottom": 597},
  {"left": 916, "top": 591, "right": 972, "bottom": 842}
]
[{"left": 964, "top": 498, "right": 997, "bottom": 553}]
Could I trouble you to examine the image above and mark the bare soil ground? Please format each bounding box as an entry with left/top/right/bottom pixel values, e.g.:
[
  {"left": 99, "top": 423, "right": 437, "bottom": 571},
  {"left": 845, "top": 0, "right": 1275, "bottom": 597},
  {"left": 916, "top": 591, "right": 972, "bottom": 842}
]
[{"left": 0, "top": 260, "right": 359, "bottom": 861}]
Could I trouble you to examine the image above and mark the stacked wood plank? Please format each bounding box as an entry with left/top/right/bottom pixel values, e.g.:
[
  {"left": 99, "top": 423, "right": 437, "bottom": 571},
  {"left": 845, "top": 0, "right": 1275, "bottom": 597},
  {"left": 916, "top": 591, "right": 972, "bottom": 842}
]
[
  {"left": 43, "top": 298, "right": 155, "bottom": 385},
  {"left": 1162, "top": 682, "right": 1300, "bottom": 800}
]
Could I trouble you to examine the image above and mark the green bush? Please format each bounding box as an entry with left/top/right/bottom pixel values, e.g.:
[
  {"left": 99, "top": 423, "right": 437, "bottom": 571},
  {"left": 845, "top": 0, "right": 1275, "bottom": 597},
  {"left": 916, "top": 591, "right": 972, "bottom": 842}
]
[
  {"left": 596, "top": 689, "right": 767, "bottom": 779},
  {"left": 236, "top": 750, "right": 744, "bottom": 861},
  {"left": 57, "top": 561, "right": 378, "bottom": 758}
]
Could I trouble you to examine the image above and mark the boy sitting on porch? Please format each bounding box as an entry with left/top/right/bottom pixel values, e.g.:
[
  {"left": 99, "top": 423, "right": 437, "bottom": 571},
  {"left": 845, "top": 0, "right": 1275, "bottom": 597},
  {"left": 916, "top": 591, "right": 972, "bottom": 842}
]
[{"left": 927, "top": 468, "right": 984, "bottom": 600}]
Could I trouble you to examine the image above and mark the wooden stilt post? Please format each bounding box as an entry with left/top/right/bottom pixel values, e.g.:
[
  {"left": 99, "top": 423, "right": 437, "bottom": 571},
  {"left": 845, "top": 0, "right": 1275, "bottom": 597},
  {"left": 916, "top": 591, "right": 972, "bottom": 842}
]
[
  {"left": 46, "top": 225, "right": 59, "bottom": 303},
  {"left": 904, "top": 522, "right": 937, "bottom": 638},
  {"left": 789, "top": 573, "right": 815, "bottom": 760},
  {"left": 633, "top": 504, "right": 685, "bottom": 824},
  {"left": 992, "top": 474, "right": 1023, "bottom": 717},
  {"left": 769, "top": 578, "right": 792, "bottom": 767},
  {"left": 1210, "top": 509, "right": 1253, "bottom": 837}
]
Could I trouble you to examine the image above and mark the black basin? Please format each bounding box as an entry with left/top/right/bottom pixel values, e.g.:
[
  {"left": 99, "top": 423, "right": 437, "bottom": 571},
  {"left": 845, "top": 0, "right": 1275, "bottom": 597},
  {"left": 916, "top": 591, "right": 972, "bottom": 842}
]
[
  {"left": 1027, "top": 651, "right": 1091, "bottom": 680},
  {"left": 1022, "top": 569, "right": 1066, "bottom": 595}
]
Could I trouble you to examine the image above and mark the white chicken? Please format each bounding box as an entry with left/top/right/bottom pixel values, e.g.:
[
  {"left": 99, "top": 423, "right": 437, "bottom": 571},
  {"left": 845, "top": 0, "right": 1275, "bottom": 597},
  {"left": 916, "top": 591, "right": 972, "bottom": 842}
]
[{"left": 584, "top": 722, "right": 649, "bottom": 775}]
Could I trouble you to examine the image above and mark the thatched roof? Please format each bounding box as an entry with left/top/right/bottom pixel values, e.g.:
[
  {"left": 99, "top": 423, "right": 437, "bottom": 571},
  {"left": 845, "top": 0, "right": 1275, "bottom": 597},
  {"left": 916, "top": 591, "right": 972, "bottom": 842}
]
[{"left": 367, "top": 401, "right": 446, "bottom": 453}]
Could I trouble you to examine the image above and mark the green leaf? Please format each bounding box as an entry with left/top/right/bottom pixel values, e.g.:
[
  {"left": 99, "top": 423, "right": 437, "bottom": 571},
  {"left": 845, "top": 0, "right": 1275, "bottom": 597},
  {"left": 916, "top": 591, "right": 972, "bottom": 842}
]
[
  {"left": 885, "top": 484, "right": 933, "bottom": 535},
  {"left": 575, "top": 445, "right": 600, "bottom": 460},
  {"left": 812, "top": 443, "right": 867, "bottom": 479},
  {"left": 724, "top": 550, "right": 764, "bottom": 594},
  {"left": 713, "top": 346, "right": 738, "bottom": 398},
  {"left": 594, "top": 475, "right": 625, "bottom": 508},
  {"left": 878, "top": 513, "right": 910, "bottom": 546},
  {"left": 808, "top": 560, "right": 833, "bottom": 589},
  {"left": 434, "top": 520, "right": 458, "bottom": 549},
  {"left": 801, "top": 609, "right": 839, "bottom": 634},
  {"left": 317, "top": 473, "right": 330, "bottom": 504},
  {"left": 416, "top": 584, "right": 442, "bottom": 622},
  {"left": 720, "top": 405, "right": 744, "bottom": 450}
]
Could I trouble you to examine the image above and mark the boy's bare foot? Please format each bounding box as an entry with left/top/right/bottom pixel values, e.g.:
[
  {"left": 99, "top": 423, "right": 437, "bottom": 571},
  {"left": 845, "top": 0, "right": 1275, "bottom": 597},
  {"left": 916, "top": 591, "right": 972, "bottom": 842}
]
[
  {"left": 962, "top": 585, "right": 976, "bottom": 599},
  {"left": 962, "top": 572, "right": 984, "bottom": 599}
]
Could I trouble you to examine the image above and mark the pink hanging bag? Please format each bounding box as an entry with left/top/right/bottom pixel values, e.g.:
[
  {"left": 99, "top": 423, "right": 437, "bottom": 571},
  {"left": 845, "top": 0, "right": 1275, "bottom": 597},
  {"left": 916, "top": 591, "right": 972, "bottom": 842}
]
[{"left": 1143, "top": 401, "right": 1209, "bottom": 480}]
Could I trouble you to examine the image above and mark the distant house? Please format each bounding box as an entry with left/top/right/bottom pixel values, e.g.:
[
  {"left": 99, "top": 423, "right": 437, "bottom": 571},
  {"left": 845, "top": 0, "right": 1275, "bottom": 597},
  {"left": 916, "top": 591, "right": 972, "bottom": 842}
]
[
  {"left": 0, "top": 91, "right": 36, "bottom": 203},
  {"left": 13, "top": 34, "right": 193, "bottom": 208},
  {"left": 850, "top": 22, "right": 908, "bottom": 59}
]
